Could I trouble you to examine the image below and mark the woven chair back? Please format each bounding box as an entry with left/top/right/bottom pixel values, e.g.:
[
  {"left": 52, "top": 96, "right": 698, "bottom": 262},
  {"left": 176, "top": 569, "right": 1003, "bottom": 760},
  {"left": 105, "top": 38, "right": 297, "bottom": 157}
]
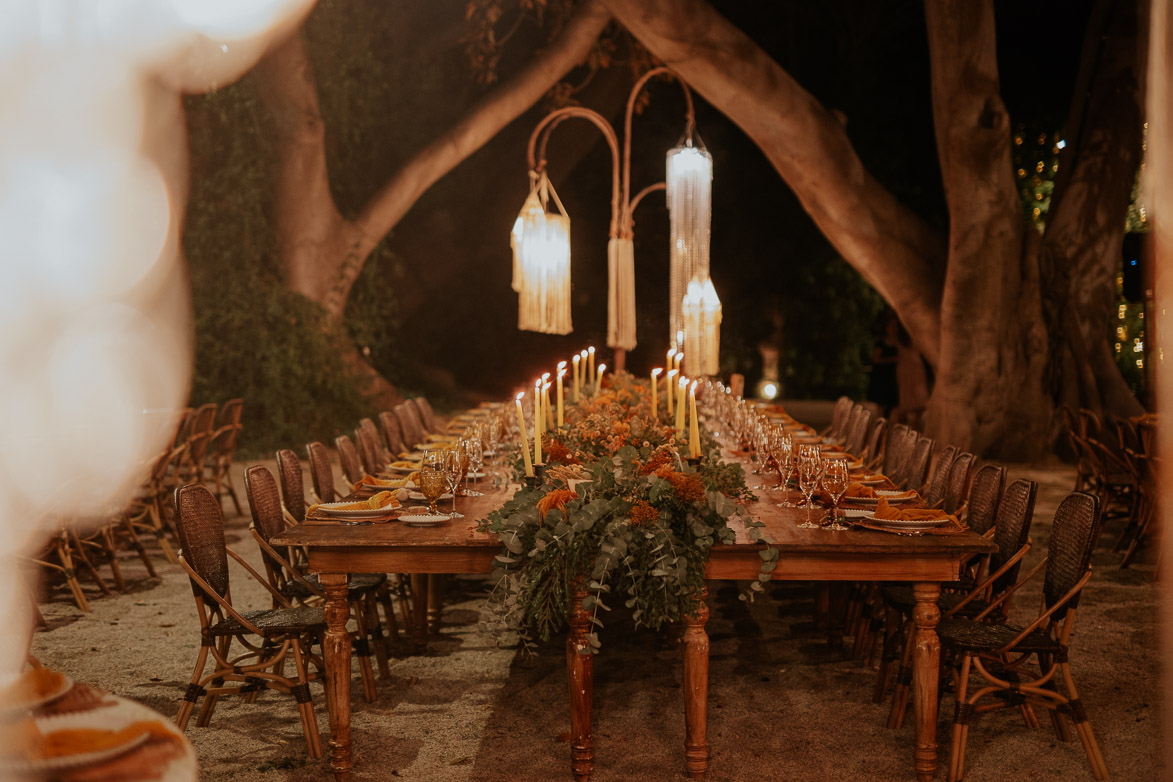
[
  {"left": 922, "top": 446, "right": 957, "bottom": 507},
  {"left": 990, "top": 479, "right": 1037, "bottom": 595},
  {"left": 335, "top": 435, "right": 364, "bottom": 484},
  {"left": 305, "top": 442, "right": 337, "bottom": 504},
  {"left": 276, "top": 449, "right": 306, "bottom": 523},
  {"left": 413, "top": 397, "right": 438, "bottom": 433},
  {"left": 394, "top": 402, "right": 425, "bottom": 450},
  {"left": 173, "top": 483, "right": 229, "bottom": 598},
  {"left": 244, "top": 465, "right": 288, "bottom": 580},
  {"left": 965, "top": 463, "right": 1006, "bottom": 535},
  {"left": 379, "top": 411, "right": 407, "bottom": 455},
  {"left": 865, "top": 417, "right": 887, "bottom": 465},
  {"left": 354, "top": 424, "right": 381, "bottom": 477},
  {"left": 186, "top": 403, "right": 218, "bottom": 465},
  {"left": 1044, "top": 491, "right": 1101, "bottom": 620},
  {"left": 213, "top": 398, "right": 243, "bottom": 457},
  {"left": 943, "top": 452, "right": 976, "bottom": 514},
  {"left": 840, "top": 405, "right": 862, "bottom": 446},
  {"left": 1078, "top": 408, "right": 1103, "bottom": 441},
  {"left": 883, "top": 424, "right": 911, "bottom": 477},
  {"left": 846, "top": 408, "right": 872, "bottom": 458},
  {"left": 1115, "top": 417, "right": 1140, "bottom": 453},
  {"left": 830, "top": 397, "right": 853, "bottom": 441},
  {"left": 903, "top": 436, "right": 933, "bottom": 491}
]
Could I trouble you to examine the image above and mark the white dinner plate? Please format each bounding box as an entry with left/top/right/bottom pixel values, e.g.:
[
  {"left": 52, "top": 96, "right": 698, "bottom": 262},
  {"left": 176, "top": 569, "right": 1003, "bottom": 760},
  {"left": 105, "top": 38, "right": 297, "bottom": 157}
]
[
  {"left": 312, "top": 502, "right": 398, "bottom": 520},
  {"left": 0, "top": 672, "right": 72, "bottom": 717},
  {"left": 0, "top": 704, "right": 153, "bottom": 775},
  {"left": 844, "top": 493, "right": 918, "bottom": 507},
  {"left": 400, "top": 514, "right": 451, "bottom": 527}
]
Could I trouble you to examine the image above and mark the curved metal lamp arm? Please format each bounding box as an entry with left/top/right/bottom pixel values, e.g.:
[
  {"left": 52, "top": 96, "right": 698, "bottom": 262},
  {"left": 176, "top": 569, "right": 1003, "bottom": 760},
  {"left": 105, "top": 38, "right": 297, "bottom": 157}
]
[
  {"left": 622, "top": 67, "right": 696, "bottom": 233},
  {"left": 630, "top": 181, "right": 666, "bottom": 216},
  {"left": 526, "top": 106, "right": 621, "bottom": 236}
]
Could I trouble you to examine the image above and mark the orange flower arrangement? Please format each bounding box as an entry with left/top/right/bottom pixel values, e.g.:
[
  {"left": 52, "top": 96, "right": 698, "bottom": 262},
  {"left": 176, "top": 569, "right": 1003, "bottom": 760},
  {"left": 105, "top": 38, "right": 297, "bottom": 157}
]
[
  {"left": 656, "top": 467, "right": 707, "bottom": 504},
  {"left": 545, "top": 440, "right": 580, "bottom": 465},
  {"left": 639, "top": 446, "right": 675, "bottom": 475},
  {"left": 628, "top": 500, "right": 658, "bottom": 527},
  {"left": 537, "top": 489, "right": 578, "bottom": 522}
]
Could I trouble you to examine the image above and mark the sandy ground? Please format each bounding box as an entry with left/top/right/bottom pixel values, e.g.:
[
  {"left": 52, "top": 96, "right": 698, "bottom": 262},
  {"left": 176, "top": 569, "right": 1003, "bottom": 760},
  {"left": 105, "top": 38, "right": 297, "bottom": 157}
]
[{"left": 31, "top": 458, "right": 1161, "bottom": 781}]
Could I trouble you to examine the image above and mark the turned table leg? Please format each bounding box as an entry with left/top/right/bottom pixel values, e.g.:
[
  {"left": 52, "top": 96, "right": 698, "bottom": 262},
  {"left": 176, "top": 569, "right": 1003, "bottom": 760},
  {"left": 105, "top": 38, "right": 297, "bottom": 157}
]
[
  {"left": 410, "top": 574, "right": 429, "bottom": 651},
  {"left": 912, "top": 582, "right": 941, "bottom": 782},
  {"left": 566, "top": 586, "right": 594, "bottom": 781},
  {"left": 683, "top": 588, "right": 710, "bottom": 779},
  {"left": 320, "top": 573, "right": 353, "bottom": 782}
]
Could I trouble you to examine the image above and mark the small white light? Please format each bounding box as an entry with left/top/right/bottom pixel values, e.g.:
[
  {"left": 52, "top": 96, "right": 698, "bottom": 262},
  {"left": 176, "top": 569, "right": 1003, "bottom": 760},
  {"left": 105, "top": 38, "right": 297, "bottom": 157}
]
[
  {"left": 762, "top": 382, "right": 778, "bottom": 400},
  {"left": 1057, "top": 139, "right": 1067, "bottom": 149}
]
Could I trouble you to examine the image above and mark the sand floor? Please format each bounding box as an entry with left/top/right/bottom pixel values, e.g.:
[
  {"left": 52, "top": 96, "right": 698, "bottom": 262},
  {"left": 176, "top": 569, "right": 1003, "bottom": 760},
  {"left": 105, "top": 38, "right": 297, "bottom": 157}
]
[{"left": 31, "top": 458, "right": 1161, "bottom": 781}]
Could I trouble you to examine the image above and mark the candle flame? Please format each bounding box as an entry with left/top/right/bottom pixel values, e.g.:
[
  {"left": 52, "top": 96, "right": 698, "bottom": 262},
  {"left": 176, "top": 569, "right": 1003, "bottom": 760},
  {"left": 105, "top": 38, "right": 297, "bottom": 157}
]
[
  {"left": 541, "top": 371, "right": 550, "bottom": 381},
  {"left": 679, "top": 377, "right": 688, "bottom": 388},
  {"left": 517, "top": 392, "right": 525, "bottom": 401},
  {"left": 588, "top": 346, "right": 595, "bottom": 354},
  {"left": 558, "top": 368, "right": 567, "bottom": 378},
  {"left": 573, "top": 354, "right": 580, "bottom": 363},
  {"left": 668, "top": 348, "right": 677, "bottom": 358},
  {"left": 597, "top": 363, "right": 606, "bottom": 373},
  {"left": 580, "top": 349, "right": 588, "bottom": 358},
  {"left": 690, "top": 380, "right": 698, "bottom": 391},
  {"left": 557, "top": 360, "right": 567, "bottom": 370},
  {"left": 543, "top": 382, "right": 551, "bottom": 391},
  {"left": 652, "top": 367, "right": 663, "bottom": 377}
]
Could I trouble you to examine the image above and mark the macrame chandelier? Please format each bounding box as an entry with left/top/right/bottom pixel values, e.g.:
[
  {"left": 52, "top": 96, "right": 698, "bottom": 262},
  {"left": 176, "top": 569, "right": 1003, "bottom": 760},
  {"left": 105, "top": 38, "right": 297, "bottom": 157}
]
[
  {"left": 681, "top": 276, "right": 722, "bottom": 376},
  {"left": 511, "top": 171, "right": 572, "bottom": 334},
  {"left": 666, "top": 143, "right": 713, "bottom": 345}
]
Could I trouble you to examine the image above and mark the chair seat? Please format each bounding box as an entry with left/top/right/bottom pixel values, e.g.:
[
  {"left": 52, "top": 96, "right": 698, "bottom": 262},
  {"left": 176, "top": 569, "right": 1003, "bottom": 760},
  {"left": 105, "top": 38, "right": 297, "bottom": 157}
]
[
  {"left": 881, "top": 583, "right": 980, "bottom": 615},
  {"left": 281, "top": 572, "right": 386, "bottom": 601},
  {"left": 937, "top": 617, "right": 1062, "bottom": 655},
  {"left": 209, "top": 606, "right": 325, "bottom": 637}
]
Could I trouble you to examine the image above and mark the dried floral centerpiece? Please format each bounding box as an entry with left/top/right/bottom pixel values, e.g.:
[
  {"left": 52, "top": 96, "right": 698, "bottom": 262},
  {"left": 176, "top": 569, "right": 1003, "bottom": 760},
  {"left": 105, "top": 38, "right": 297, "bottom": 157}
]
[{"left": 481, "top": 372, "right": 778, "bottom": 652}]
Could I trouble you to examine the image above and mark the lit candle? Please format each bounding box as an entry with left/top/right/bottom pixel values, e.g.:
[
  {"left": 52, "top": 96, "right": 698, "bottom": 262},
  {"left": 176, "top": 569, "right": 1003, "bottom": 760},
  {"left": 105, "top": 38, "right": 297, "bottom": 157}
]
[
  {"left": 674, "top": 351, "right": 684, "bottom": 373},
  {"left": 675, "top": 377, "right": 687, "bottom": 436},
  {"left": 595, "top": 363, "right": 606, "bottom": 394},
  {"left": 534, "top": 379, "right": 543, "bottom": 464},
  {"left": 689, "top": 380, "right": 700, "bottom": 458},
  {"left": 556, "top": 364, "right": 566, "bottom": 427},
  {"left": 516, "top": 393, "right": 534, "bottom": 477},
  {"left": 543, "top": 381, "right": 554, "bottom": 431},
  {"left": 651, "top": 368, "right": 663, "bottom": 416},
  {"left": 666, "top": 369, "right": 678, "bottom": 418},
  {"left": 667, "top": 348, "right": 676, "bottom": 374},
  {"left": 587, "top": 347, "right": 595, "bottom": 386},
  {"left": 572, "top": 354, "right": 581, "bottom": 401}
]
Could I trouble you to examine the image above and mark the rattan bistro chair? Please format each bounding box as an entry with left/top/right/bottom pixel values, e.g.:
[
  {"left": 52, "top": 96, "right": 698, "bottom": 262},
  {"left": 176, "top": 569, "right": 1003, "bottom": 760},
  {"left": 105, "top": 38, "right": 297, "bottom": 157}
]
[
  {"left": 943, "top": 452, "right": 976, "bottom": 515},
  {"left": 306, "top": 441, "right": 339, "bottom": 504},
  {"left": 819, "top": 396, "right": 852, "bottom": 439},
  {"left": 863, "top": 416, "right": 887, "bottom": 470},
  {"left": 205, "top": 398, "right": 244, "bottom": 516},
  {"left": 899, "top": 435, "right": 934, "bottom": 492},
  {"left": 964, "top": 464, "right": 1006, "bottom": 535},
  {"left": 394, "top": 401, "right": 427, "bottom": 451},
  {"left": 355, "top": 419, "right": 388, "bottom": 477},
  {"left": 335, "top": 434, "right": 365, "bottom": 486},
  {"left": 882, "top": 479, "right": 1038, "bottom": 727},
  {"left": 379, "top": 411, "right": 409, "bottom": 457},
  {"left": 412, "top": 397, "right": 439, "bottom": 434},
  {"left": 245, "top": 466, "right": 388, "bottom": 701},
  {"left": 940, "top": 491, "right": 1106, "bottom": 782},
  {"left": 172, "top": 484, "right": 326, "bottom": 758},
  {"left": 276, "top": 449, "right": 308, "bottom": 524},
  {"left": 922, "top": 446, "right": 958, "bottom": 508}
]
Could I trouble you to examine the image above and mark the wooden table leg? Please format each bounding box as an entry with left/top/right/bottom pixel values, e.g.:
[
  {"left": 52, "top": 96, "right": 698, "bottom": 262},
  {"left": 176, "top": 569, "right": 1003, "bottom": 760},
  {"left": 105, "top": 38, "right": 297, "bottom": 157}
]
[
  {"left": 912, "top": 582, "right": 941, "bottom": 782},
  {"left": 320, "top": 573, "right": 353, "bottom": 782},
  {"left": 683, "top": 588, "right": 710, "bottom": 779},
  {"left": 567, "top": 586, "right": 593, "bottom": 781},
  {"left": 410, "top": 574, "right": 428, "bottom": 651}
]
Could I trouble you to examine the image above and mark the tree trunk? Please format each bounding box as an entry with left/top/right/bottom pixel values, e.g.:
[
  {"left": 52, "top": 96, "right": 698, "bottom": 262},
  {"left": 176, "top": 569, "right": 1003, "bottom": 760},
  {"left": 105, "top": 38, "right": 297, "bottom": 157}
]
[
  {"left": 1040, "top": 0, "right": 1145, "bottom": 421},
  {"left": 920, "top": 0, "right": 1052, "bottom": 457},
  {"left": 596, "top": 0, "right": 948, "bottom": 365}
]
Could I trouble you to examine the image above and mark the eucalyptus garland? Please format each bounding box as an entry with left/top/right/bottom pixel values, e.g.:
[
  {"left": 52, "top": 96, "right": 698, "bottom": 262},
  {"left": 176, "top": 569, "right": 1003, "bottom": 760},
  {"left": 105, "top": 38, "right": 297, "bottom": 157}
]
[{"left": 480, "top": 372, "right": 779, "bottom": 652}]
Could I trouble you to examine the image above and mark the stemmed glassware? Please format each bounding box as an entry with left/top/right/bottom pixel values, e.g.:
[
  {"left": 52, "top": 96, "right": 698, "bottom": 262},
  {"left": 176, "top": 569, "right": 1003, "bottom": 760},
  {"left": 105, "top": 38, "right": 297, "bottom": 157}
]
[
  {"left": 459, "top": 437, "right": 483, "bottom": 497},
  {"left": 774, "top": 432, "right": 801, "bottom": 507},
  {"left": 821, "top": 456, "right": 850, "bottom": 531},
  {"left": 467, "top": 435, "right": 485, "bottom": 491},
  {"left": 419, "top": 450, "right": 447, "bottom": 516},
  {"left": 442, "top": 448, "right": 464, "bottom": 518},
  {"left": 796, "top": 447, "right": 822, "bottom": 528}
]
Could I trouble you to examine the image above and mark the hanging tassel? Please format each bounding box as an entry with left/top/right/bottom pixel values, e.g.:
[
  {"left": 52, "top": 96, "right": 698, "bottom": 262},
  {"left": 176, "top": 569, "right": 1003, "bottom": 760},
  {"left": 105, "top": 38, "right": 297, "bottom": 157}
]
[{"left": 607, "top": 237, "right": 637, "bottom": 351}]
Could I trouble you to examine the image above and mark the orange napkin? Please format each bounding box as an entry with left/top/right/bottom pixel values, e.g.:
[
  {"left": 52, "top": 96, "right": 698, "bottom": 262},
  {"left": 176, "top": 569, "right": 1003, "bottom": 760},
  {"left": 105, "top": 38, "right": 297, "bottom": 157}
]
[
  {"left": 354, "top": 475, "right": 406, "bottom": 491},
  {"left": 844, "top": 483, "right": 876, "bottom": 499},
  {"left": 307, "top": 490, "right": 399, "bottom": 517},
  {"left": 874, "top": 499, "right": 957, "bottom": 525},
  {"left": 16, "top": 720, "right": 174, "bottom": 761},
  {"left": 0, "top": 668, "right": 65, "bottom": 708}
]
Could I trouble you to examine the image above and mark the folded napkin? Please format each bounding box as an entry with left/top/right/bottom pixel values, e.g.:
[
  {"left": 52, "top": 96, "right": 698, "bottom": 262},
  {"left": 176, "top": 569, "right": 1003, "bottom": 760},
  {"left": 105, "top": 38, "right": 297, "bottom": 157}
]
[
  {"left": 873, "top": 498, "right": 957, "bottom": 525},
  {"left": 354, "top": 475, "right": 407, "bottom": 491},
  {"left": 0, "top": 667, "right": 65, "bottom": 708},
  {"left": 844, "top": 483, "right": 876, "bottom": 499},
  {"left": 308, "top": 490, "right": 399, "bottom": 517},
  {"left": 426, "top": 434, "right": 458, "bottom": 444},
  {"left": 390, "top": 460, "right": 421, "bottom": 470},
  {"left": 12, "top": 719, "right": 175, "bottom": 761}
]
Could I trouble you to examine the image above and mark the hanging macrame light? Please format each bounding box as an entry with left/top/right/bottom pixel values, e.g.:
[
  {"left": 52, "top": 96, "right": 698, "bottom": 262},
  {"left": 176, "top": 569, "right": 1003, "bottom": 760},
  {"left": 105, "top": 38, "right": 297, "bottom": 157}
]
[
  {"left": 607, "top": 236, "right": 636, "bottom": 351},
  {"left": 666, "top": 143, "right": 713, "bottom": 345},
  {"left": 681, "top": 276, "right": 722, "bottom": 376},
  {"left": 511, "top": 172, "right": 572, "bottom": 334}
]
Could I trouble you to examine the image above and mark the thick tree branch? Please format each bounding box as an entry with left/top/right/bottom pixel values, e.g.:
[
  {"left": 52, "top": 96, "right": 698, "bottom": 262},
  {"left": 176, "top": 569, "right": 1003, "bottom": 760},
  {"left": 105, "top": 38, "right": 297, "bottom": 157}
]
[
  {"left": 598, "top": 0, "right": 947, "bottom": 364},
  {"left": 331, "top": 0, "right": 613, "bottom": 313}
]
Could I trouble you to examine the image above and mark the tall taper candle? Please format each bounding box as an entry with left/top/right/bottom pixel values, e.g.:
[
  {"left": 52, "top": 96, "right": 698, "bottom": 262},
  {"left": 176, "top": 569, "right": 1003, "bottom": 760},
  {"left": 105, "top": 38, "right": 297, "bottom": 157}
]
[
  {"left": 516, "top": 393, "right": 534, "bottom": 477},
  {"left": 543, "top": 382, "right": 553, "bottom": 431},
  {"left": 595, "top": 363, "right": 606, "bottom": 394},
  {"left": 675, "top": 377, "right": 687, "bottom": 436},
  {"left": 587, "top": 347, "right": 595, "bottom": 387},
  {"left": 556, "top": 364, "right": 566, "bottom": 426},
  {"left": 666, "top": 369, "right": 678, "bottom": 418},
  {"left": 572, "top": 354, "right": 581, "bottom": 401},
  {"left": 651, "top": 368, "right": 662, "bottom": 416},
  {"left": 534, "top": 380, "right": 543, "bottom": 464},
  {"left": 689, "top": 380, "right": 701, "bottom": 458}
]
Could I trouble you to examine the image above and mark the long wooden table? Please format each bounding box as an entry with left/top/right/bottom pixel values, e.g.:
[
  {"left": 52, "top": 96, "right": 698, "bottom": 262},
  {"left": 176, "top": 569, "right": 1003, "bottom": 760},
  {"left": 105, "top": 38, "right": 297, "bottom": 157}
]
[{"left": 272, "top": 472, "right": 995, "bottom": 782}]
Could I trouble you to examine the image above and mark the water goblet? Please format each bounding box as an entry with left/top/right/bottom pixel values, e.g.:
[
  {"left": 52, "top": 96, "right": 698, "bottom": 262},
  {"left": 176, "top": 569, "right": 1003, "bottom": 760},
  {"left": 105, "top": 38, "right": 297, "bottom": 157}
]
[
  {"left": 442, "top": 448, "right": 464, "bottom": 518},
  {"left": 821, "top": 456, "right": 850, "bottom": 531},
  {"left": 796, "top": 453, "right": 823, "bottom": 528}
]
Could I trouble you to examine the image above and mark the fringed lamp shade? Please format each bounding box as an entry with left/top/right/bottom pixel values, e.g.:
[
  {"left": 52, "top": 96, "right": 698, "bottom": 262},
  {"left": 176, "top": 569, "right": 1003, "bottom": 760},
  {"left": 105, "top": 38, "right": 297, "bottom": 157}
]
[
  {"left": 682, "top": 276, "right": 722, "bottom": 376},
  {"left": 607, "top": 236, "right": 637, "bottom": 351},
  {"left": 666, "top": 144, "right": 713, "bottom": 345},
  {"left": 512, "top": 173, "right": 572, "bottom": 334}
]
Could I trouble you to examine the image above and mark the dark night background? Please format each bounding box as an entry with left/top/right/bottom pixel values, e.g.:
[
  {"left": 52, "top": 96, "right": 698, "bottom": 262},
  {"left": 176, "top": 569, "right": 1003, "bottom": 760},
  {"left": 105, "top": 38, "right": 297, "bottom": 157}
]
[{"left": 183, "top": 0, "right": 1094, "bottom": 450}]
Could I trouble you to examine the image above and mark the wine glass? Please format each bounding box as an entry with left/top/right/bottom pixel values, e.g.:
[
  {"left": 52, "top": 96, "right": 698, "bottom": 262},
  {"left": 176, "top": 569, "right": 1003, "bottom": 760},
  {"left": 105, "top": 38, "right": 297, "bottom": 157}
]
[
  {"left": 442, "top": 448, "right": 463, "bottom": 518},
  {"left": 419, "top": 450, "right": 446, "bottom": 516},
  {"left": 821, "top": 456, "right": 850, "bottom": 531},
  {"left": 775, "top": 433, "right": 801, "bottom": 508},
  {"left": 797, "top": 452, "right": 823, "bottom": 528},
  {"left": 467, "top": 435, "right": 485, "bottom": 492}
]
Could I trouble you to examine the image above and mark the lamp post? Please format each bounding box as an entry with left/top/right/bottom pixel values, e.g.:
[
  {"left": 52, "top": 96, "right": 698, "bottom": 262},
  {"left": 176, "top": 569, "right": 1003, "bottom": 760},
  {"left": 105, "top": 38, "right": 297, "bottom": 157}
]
[{"left": 514, "top": 68, "right": 705, "bottom": 373}]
